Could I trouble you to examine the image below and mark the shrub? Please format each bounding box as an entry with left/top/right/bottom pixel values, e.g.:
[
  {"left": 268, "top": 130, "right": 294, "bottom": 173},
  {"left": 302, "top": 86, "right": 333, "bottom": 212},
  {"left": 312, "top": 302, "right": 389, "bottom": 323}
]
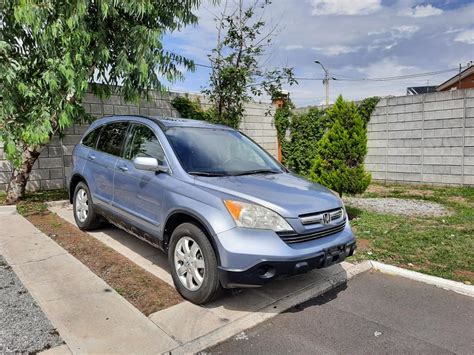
[
  {"left": 284, "top": 108, "right": 328, "bottom": 176},
  {"left": 310, "top": 96, "right": 371, "bottom": 196}
]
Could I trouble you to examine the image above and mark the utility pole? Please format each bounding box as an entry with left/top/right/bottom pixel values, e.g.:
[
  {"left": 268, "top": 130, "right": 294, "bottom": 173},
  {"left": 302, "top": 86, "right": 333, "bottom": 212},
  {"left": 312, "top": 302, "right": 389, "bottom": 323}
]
[{"left": 315, "top": 60, "right": 334, "bottom": 105}]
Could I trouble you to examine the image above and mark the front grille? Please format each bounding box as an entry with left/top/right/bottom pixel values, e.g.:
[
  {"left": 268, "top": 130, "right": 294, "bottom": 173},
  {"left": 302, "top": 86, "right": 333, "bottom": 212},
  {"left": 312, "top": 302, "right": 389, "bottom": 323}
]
[
  {"left": 299, "top": 208, "right": 344, "bottom": 226},
  {"left": 278, "top": 220, "right": 346, "bottom": 244}
]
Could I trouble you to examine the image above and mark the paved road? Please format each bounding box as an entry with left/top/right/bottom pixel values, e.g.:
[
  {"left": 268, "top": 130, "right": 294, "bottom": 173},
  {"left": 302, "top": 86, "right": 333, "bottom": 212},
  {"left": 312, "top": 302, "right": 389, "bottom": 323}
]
[{"left": 208, "top": 271, "right": 474, "bottom": 354}]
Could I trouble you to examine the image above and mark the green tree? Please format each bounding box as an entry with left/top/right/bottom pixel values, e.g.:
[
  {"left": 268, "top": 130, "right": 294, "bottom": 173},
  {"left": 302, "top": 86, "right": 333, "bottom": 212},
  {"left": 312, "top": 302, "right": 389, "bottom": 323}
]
[
  {"left": 310, "top": 96, "right": 371, "bottom": 197},
  {"left": 0, "top": 0, "right": 203, "bottom": 203},
  {"left": 203, "top": 0, "right": 296, "bottom": 128}
]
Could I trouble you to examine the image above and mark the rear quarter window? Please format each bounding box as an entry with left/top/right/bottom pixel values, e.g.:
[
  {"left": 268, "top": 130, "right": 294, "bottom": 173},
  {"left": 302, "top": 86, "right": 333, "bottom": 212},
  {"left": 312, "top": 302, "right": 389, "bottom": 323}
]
[
  {"left": 96, "top": 122, "right": 129, "bottom": 156},
  {"left": 81, "top": 127, "right": 102, "bottom": 148}
]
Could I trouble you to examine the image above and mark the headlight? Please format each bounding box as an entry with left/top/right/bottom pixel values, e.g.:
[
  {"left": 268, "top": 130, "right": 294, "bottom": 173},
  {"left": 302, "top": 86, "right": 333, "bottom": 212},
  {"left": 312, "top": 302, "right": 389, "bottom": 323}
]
[{"left": 223, "top": 200, "right": 293, "bottom": 232}]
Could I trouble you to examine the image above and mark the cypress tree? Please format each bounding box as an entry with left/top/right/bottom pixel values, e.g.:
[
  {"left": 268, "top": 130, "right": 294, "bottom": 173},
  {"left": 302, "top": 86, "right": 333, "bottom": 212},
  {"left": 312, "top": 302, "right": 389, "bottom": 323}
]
[{"left": 310, "top": 96, "right": 371, "bottom": 197}]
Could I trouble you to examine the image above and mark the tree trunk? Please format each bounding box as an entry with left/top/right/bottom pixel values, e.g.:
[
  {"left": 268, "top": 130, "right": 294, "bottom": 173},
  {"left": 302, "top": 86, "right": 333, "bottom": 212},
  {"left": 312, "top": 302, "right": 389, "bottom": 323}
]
[{"left": 5, "top": 147, "right": 41, "bottom": 204}]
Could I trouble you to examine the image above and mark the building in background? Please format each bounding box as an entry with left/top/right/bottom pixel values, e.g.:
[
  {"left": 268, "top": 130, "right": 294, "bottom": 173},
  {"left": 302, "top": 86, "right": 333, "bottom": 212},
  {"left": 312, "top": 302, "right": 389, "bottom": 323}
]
[
  {"left": 437, "top": 64, "right": 474, "bottom": 91},
  {"left": 406, "top": 86, "right": 437, "bottom": 95}
]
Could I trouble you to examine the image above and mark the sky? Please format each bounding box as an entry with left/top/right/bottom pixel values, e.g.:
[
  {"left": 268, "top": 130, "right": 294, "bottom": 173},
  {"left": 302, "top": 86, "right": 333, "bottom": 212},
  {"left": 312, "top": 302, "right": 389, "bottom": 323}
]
[{"left": 162, "top": 0, "right": 474, "bottom": 107}]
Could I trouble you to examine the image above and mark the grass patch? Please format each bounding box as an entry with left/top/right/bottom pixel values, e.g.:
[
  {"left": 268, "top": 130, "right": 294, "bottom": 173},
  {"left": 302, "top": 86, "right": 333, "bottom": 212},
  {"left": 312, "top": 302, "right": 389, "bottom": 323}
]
[
  {"left": 347, "top": 183, "right": 474, "bottom": 284},
  {"left": 19, "top": 201, "right": 182, "bottom": 315},
  {"left": 0, "top": 189, "right": 68, "bottom": 207}
]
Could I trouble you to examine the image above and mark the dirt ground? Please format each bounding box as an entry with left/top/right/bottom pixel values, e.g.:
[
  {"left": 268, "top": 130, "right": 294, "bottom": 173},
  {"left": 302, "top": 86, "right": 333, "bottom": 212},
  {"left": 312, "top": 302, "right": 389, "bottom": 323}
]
[{"left": 27, "top": 211, "right": 182, "bottom": 315}]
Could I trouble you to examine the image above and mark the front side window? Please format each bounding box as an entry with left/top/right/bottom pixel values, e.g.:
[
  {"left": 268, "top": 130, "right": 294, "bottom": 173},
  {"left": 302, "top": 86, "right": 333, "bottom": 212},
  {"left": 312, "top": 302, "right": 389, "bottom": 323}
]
[
  {"left": 164, "top": 127, "right": 283, "bottom": 176},
  {"left": 96, "top": 122, "right": 129, "bottom": 156},
  {"left": 82, "top": 127, "right": 101, "bottom": 148},
  {"left": 124, "top": 124, "right": 166, "bottom": 165}
]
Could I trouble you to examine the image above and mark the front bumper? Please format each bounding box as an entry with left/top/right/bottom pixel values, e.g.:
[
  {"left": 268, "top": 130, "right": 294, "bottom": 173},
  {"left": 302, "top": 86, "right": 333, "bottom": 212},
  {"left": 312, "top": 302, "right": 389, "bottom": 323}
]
[
  {"left": 219, "top": 241, "right": 356, "bottom": 288},
  {"left": 214, "top": 220, "right": 356, "bottom": 288}
]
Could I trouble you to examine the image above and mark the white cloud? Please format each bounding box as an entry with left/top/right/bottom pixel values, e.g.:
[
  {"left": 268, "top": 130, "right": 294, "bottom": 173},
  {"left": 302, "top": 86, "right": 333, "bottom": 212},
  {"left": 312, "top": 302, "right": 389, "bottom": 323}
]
[
  {"left": 367, "top": 25, "right": 419, "bottom": 51},
  {"left": 370, "top": 25, "right": 419, "bottom": 38},
  {"left": 392, "top": 25, "right": 419, "bottom": 36},
  {"left": 444, "top": 27, "right": 463, "bottom": 35},
  {"left": 401, "top": 4, "right": 443, "bottom": 18},
  {"left": 285, "top": 44, "right": 304, "bottom": 50},
  {"left": 312, "top": 45, "right": 360, "bottom": 56},
  {"left": 352, "top": 58, "right": 417, "bottom": 78},
  {"left": 309, "top": 0, "right": 382, "bottom": 16},
  {"left": 454, "top": 29, "right": 474, "bottom": 44}
]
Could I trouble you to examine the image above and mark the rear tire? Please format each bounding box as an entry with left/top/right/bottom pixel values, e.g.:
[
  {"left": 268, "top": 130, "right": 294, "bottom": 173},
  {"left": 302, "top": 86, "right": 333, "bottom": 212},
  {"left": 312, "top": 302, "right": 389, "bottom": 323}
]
[
  {"left": 73, "top": 182, "right": 102, "bottom": 230},
  {"left": 168, "top": 222, "right": 222, "bottom": 304}
]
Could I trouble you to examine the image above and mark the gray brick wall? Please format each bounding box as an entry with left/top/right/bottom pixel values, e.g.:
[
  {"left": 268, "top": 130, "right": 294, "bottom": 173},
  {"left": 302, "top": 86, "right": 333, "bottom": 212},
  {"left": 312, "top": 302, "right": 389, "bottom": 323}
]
[
  {"left": 366, "top": 89, "right": 474, "bottom": 186},
  {"left": 0, "top": 91, "right": 277, "bottom": 192}
]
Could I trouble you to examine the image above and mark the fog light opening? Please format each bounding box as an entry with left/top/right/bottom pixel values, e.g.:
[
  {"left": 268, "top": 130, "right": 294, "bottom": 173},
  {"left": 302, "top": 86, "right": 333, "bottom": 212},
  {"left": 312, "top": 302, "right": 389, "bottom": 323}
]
[{"left": 256, "top": 265, "right": 276, "bottom": 279}]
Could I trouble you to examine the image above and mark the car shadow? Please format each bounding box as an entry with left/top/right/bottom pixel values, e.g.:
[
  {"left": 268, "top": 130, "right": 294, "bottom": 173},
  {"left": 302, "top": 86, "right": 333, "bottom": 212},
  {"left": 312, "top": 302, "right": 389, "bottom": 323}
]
[{"left": 285, "top": 282, "right": 348, "bottom": 313}]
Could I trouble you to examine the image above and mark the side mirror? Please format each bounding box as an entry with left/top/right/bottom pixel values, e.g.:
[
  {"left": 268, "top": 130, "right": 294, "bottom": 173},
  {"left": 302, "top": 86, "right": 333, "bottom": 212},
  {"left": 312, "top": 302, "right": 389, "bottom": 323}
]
[{"left": 133, "top": 157, "right": 169, "bottom": 173}]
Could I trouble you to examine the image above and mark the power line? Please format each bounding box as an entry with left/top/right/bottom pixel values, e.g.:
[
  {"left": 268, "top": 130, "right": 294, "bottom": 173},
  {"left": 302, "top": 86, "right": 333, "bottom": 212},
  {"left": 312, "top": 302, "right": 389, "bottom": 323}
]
[
  {"left": 192, "top": 61, "right": 467, "bottom": 83},
  {"left": 295, "top": 67, "right": 461, "bottom": 82}
]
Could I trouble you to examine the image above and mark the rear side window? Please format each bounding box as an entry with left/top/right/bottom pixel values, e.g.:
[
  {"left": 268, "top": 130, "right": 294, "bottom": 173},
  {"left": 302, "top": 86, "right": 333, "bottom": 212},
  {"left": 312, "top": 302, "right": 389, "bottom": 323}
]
[
  {"left": 96, "top": 122, "right": 129, "bottom": 156},
  {"left": 124, "top": 124, "right": 165, "bottom": 165},
  {"left": 82, "top": 127, "right": 101, "bottom": 148}
]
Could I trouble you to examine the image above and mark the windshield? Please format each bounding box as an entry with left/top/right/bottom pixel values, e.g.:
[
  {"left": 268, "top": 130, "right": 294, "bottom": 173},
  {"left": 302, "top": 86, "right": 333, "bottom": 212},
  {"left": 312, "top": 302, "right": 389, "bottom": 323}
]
[{"left": 165, "top": 127, "right": 284, "bottom": 176}]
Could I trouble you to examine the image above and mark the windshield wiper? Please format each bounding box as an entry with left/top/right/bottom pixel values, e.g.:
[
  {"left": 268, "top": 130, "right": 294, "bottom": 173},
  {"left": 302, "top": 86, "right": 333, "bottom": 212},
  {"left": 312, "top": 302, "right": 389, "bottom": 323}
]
[
  {"left": 231, "top": 169, "right": 281, "bottom": 176},
  {"left": 188, "top": 171, "right": 226, "bottom": 177}
]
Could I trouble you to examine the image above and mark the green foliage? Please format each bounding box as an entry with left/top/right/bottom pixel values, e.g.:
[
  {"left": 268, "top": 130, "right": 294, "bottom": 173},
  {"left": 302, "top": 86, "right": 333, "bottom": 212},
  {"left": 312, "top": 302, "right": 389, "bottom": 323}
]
[
  {"left": 274, "top": 100, "right": 293, "bottom": 143},
  {"left": 310, "top": 96, "right": 371, "bottom": 196},
  {"left": 203, "top": 0, "right": 296, "bottom": 127},
  {"left": 0, "top": 0, "right": 202, "bottom": 168},
  {"left": 274, "top": 96, "right": 379, "bottom": 193},
  {"left": 357, "top": 96, "right": 380, "bottom": 128},
  {"left": 284, "top": 108, "right": 328, "bottom": 176},
  {"left": 171, "top": 96, "right": 236, "bottom": 127},
  {"left": 171, "top": 96, "right": 215, "bottom": 122}
]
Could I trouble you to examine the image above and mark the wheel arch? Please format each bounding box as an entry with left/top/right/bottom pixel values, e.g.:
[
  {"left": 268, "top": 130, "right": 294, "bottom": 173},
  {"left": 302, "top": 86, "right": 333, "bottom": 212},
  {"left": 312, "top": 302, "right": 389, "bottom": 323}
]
[
  {"left": 69, "top": 174, "right": 86, "bottom": 203},
  {"left": 163, "top": 209, "right": 221, "bottom": 264}
]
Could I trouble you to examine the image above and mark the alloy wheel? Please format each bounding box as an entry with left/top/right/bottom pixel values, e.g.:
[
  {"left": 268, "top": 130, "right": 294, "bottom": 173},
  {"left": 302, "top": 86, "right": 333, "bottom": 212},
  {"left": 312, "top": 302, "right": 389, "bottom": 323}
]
[
  {"left": 75, "top": 188, "right": 89, "bottom": 223},
  {"left": 174, "top": 236, "right": 206, "bottom": 291}
]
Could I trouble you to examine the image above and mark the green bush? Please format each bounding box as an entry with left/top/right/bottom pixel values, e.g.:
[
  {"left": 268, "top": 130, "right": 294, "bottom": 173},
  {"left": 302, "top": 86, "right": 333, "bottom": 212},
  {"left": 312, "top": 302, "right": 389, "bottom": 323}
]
[
  {"left": 171, "top": 96, "right": 239, "bottom": 128},
  {"left": 284, "top": 108, "right": 328, "bottom": 176},
  {"left": 310, "top": 96, "right": 371, "bottom": 196}
]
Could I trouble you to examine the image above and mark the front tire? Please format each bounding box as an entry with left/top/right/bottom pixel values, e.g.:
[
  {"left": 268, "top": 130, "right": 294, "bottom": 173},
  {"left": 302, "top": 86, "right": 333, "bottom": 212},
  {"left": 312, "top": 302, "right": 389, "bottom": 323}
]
[
  {"left": 73, "top": 182, "right": 102, "bottom": 230},
  {"left": 169, "top": 223, "right": 222, "bottom": 304}
]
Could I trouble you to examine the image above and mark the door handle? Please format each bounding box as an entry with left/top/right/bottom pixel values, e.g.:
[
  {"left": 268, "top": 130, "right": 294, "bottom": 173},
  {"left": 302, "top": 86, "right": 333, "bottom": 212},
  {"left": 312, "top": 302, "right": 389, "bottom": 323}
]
[
  {"left": 88, "top": 154, "right": 96, "bottom": 160},
  {"left": 118, "top": 165, "right": 128, "bottom": 172}
]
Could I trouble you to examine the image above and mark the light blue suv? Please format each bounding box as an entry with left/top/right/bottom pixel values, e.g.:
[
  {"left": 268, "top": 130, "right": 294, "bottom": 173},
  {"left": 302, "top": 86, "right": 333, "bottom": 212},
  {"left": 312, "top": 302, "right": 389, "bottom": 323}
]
[{"left": 69, "top": 115, "right": 356, "bottom": 304}]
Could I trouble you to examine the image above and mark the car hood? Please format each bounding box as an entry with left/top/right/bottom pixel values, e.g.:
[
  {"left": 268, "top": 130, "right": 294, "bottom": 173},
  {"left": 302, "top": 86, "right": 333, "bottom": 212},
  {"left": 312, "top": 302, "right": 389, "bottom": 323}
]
[{"left": 193, "top": 172, "right": 342, "bottom": 218}]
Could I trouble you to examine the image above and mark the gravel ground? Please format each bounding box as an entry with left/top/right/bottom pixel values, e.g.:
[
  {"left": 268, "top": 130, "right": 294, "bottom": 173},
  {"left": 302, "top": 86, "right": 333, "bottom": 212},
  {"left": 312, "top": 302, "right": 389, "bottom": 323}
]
[
  {"left": 344, "top": 197, "right": 451, "bottom": 217},
  {"left": 0, "top": 256, "right": 63, "bottom": 353}
]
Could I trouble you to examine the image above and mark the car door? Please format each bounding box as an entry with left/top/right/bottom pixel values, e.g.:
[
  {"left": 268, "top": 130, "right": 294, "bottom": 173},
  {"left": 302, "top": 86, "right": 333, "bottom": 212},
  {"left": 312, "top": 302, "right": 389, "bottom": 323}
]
[
  {"left": 85, "top": 121, "right": 129, "bottom": 209},
  {"left": 113, "top": 122, "right": 168, "bottom": 236}
]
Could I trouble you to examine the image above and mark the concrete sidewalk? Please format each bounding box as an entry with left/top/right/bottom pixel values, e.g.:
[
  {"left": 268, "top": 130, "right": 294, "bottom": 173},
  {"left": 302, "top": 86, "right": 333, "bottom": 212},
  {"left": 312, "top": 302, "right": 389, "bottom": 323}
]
[{"left": 0, "top": 206, "right": 178, "bottom": 354}]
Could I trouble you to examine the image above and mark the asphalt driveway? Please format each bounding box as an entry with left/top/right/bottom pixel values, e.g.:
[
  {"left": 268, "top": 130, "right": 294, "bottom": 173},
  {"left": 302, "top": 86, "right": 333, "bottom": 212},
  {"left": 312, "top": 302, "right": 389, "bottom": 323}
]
[{"left": 208, "top": 271, "right": 474, "bottom": 354}]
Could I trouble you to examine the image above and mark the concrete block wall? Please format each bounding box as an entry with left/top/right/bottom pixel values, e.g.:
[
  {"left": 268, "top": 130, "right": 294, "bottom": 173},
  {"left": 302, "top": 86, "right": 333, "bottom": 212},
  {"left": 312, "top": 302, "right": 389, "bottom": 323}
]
[
  {"left": 366, "top": 89, "right": 474, "bottom": 185},
  {"left": 0, "top": 91, "right": 277, "bottom": 192}
]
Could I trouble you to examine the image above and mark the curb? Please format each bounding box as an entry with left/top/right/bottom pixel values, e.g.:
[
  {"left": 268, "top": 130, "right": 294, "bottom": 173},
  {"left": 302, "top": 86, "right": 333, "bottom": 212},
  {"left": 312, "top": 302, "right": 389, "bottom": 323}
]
[
  {"left": 46, "top": 200, "right": 70, "bottom": 208},
  {"left": 171, "top": 261, "right": 372, "bottom": 354},
  {"left": 370, "top": 260, "right": 474, "bottom": 298}
]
